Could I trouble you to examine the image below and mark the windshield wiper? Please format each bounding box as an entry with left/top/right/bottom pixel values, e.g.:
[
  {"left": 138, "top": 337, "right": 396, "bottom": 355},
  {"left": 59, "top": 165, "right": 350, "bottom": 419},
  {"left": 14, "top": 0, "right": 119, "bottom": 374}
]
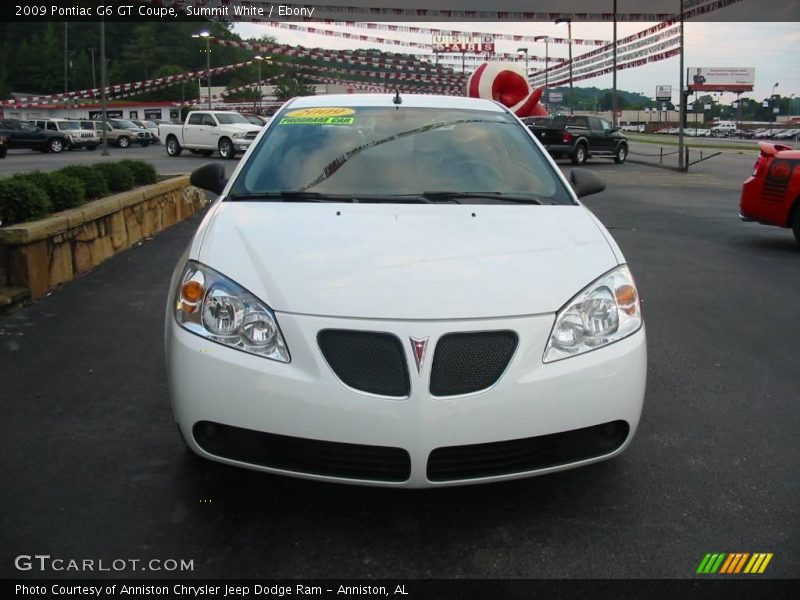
[
  {"left": 227, "top": 191, "right": 334, "bottom": 202},
  {"left": 226, "top": 192, "right": 433, "bottom": 204},
  {"left": 419, "top": 191, "right": 546, "bottom": 205}
]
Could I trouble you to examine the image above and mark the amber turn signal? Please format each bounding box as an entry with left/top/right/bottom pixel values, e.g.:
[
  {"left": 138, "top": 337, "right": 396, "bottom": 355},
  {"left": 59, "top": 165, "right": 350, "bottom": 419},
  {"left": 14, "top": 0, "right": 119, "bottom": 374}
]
[
  {"left": 180, "top": 280, "right": 205, "bottom": 313},
  {"left": 616, "top": 284, "right": 638, "bottom": 315}
]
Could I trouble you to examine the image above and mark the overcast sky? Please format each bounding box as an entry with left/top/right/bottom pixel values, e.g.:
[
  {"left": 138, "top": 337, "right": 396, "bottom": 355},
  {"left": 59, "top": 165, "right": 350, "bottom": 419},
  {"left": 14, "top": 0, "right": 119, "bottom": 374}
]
[{"left": 233, "top": 20, "right": 799, "bottom": 106}]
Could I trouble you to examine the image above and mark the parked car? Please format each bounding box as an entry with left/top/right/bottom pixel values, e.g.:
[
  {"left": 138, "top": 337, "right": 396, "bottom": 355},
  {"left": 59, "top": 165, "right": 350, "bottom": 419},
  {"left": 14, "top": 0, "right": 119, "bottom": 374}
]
[
  {"left": 160, "top": 111, "right": 261, "bottom": 159},
  {"left": 710, "top": 122, "right": 737, "bottom": 137},
  {"left": 29, "top": 118, "right": 100, "bottom": 150},
  {"left": 167, "top": 94, "right": 647, "bottom": 487},
  {"left": 775, "top": 128, "right": 800, "bottom": 141},
  {"left": 132, "top": 119, "right": 160, "bottom": 143},
  {"left": 526, "top": 114, "right": 629, "bottom": 164},
  {"left": 0, "top": 118, "right": 69, "bottom": 153},
  {"left": 740, "top": 142, "right": 800, "bottom": 245},
  {"left": 94, "top": 119, "right": 152, "bottom": 148}
]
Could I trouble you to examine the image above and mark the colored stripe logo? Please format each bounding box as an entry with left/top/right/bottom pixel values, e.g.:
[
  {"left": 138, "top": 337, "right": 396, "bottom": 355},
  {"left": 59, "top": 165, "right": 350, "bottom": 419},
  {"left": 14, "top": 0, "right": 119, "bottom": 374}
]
[{"left": 696, "top": 553, "right": 773, "bottom": 574}]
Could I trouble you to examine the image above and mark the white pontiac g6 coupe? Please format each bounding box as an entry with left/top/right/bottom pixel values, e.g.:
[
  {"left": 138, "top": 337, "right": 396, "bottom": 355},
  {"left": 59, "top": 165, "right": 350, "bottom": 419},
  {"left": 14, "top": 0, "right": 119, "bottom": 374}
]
[{"left": 165, "top": 94, "right": 647, "bottom": 487}]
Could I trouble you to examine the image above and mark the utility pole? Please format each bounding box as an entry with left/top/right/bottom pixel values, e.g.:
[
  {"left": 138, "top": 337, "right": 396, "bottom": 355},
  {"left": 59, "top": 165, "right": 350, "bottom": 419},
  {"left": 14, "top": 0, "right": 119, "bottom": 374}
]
[
  {"left": 64, "top": 23, "right": 68, "bottom": 95},
  {"left": 612, "top": 0, "right": 618, "bottom": 128},
  {"left": 193, "top": 31, "right": 214, "bottom": 109},
  {"left": 678, "top": 0, "right": 686, "bottom": 170},
  {"left": 517, "top": 48, "right": 529, "bottom": 73},
  {"left": 555, "top": 19, "right": 574, "bottom": 115},
  {"left": 534, "top": 36, "right": 550, "bottom": 99},
  {"left": 89, "top": 48, "right": 97, "bottom": 90},
  {"left": 100, "top": 18, "right": 109, "bottom": 156}
]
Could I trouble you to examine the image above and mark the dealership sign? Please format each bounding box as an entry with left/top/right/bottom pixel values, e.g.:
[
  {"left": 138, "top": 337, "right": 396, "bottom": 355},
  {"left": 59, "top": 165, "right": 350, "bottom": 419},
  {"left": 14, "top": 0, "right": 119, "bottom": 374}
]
[
  {"left": 89, "top": 110, "right": 122, "bottom": 119},
  {"left": 432, "top": 35, "right": 494, "bottom": 53},
  {"left": 656, "top": 85, "right": 672, "bottom": 101},
  {"left": 687, "top": 67, "right": 755, "bottom": 92}
]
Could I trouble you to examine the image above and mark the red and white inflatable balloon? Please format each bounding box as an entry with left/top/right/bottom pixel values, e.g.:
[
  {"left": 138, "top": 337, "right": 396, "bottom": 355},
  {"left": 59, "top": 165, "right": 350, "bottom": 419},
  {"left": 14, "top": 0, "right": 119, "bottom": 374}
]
[{"left": 466, "top": 62, "right": 548, "bottom": 117}]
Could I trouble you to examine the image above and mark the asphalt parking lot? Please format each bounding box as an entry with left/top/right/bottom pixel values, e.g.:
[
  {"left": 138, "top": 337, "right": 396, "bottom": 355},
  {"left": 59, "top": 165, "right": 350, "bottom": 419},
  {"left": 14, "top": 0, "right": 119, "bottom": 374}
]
[{"left": 1, "top": 150, "right": 798, "bottom": 579}]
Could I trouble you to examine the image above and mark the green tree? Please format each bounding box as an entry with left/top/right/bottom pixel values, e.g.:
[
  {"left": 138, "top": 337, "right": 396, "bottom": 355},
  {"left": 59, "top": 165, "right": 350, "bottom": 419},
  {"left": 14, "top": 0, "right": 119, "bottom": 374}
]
[{"left": 273, "top": 77, "right": 316, "bottom": 101}]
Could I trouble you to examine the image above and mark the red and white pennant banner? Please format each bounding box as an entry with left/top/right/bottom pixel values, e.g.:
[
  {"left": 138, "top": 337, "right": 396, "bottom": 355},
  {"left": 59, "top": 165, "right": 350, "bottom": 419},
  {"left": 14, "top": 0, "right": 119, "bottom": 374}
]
[
  {"left": 312, "top": 21, "right": 607, "bottom": 46},
  {"left": 531, "top": 26, "right": 681, "bottom": 83},
  {"left": 151, "top": 0, "right": 724, "bottom": 22},
  {"left": 301, "top": 73, "right": 461, "bottom": 96},
  {"left": 1, "top": 61, "right": 253, "bottom": 107},
  {"left": 265, "top": 22, "right": 550, "bottom": 63},
  {"left": 530, "top": 0, "right": 745, "bottom": 81},
  {"left": 209, "top": 37, "right": 455, "bottom": 73},
  {"left": 547, "top": 47, "right": 683, "bottom": 88}
]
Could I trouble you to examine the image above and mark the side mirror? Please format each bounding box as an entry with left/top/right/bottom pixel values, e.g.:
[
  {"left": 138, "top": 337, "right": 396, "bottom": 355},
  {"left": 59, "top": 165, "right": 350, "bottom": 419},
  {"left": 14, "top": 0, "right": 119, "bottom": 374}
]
[
  {"left": 569, "top": 168, "right": 606, "bottom": 199},
  {"left": 190, "top": 162, "right": 228, "bottom": 195}
]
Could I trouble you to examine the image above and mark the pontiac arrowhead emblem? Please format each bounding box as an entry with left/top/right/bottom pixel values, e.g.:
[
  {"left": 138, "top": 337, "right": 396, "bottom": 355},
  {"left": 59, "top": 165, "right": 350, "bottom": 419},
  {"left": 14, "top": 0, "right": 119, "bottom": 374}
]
[{"left": 410, "top": 337, "right": 429, "bottom": 373}]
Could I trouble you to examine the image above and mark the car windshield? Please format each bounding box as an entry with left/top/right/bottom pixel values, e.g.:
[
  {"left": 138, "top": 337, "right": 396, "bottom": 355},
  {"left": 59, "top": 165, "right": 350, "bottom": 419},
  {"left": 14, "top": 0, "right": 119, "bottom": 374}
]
[
  {"left": 57, "top": 121, "right": 80, "bottom": 130},
  {"left": 215, "top": 113, "right": 249, "bottom": 124},
  {"left": 143, "top": 121, "right": 157, "bottom": 128},
  {"left": 79, "top": 122, "right": 95, "bottom": 130},
  {"left": 112, "top": 120, "right": 137, "bottom": 129},
  {"left": 230, "top": 106, "right": 573, "bottom": 204}
]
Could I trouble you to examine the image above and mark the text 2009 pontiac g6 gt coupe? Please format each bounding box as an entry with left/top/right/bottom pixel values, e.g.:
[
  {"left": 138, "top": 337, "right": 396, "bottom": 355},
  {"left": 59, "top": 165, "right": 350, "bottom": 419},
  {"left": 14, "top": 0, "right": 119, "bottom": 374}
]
[{"left": 165, "top": 94, "right": 647, "bottom": 487}]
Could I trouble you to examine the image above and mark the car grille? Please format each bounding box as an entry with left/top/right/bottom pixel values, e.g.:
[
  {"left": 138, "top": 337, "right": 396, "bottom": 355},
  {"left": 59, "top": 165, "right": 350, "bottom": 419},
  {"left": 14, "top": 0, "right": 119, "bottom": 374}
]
[
  {"left": 193, "top": 421, "right": 411, "bottom": 482},
  {"left": 429, "top": 331, "right": 518, "bottom": 396},
  {"left": 318, "top": 330, "right": 410, "bottom": 397},
  {"left": 427, "top": 421, "right": 630, "bottom": 482},
  {"left": 245, "top": 130, "right": 259, "bottom": 140}
]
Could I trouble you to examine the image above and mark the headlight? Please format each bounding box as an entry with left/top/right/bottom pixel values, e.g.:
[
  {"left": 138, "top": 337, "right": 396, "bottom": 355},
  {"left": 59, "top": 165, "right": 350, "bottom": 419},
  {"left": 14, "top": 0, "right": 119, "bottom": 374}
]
[
  {"left": 173, "top": 261, "right": 290, "bottom": 362},
  {"left": 232, "top": 132, "right": 245, "bottom": 139},
  {"left": 543, "top": 265, "right": 642, "bottom": 363}
]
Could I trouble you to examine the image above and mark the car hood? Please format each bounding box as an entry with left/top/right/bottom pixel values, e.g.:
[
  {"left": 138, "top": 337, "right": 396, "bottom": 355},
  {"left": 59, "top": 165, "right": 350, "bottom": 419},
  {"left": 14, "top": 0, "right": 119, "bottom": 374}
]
[
  {"left": 221, "top": 124, "right": 260, "bottom": 133},
  {"left": 197, "top": 203, "right": 619, "bottom": 320}
]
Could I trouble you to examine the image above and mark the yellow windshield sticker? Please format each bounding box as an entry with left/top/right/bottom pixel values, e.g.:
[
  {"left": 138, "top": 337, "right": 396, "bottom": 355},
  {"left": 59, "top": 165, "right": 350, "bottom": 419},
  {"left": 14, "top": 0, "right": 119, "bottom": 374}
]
[
  {"left": 279, "top": 116, "right": 355, "bottom": 125},
  {"left": 285, "top": 107, "right": 355, "bottom": 118}
]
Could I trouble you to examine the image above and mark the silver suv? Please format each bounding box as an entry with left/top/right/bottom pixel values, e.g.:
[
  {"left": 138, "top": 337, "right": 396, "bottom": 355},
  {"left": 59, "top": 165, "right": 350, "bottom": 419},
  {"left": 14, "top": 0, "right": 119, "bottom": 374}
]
[
  {"left": 93, "top": 119, "right": 152, "bottom": 148},
  {"left": 28, "top": 119, "right": 100, "bottom": 150}
]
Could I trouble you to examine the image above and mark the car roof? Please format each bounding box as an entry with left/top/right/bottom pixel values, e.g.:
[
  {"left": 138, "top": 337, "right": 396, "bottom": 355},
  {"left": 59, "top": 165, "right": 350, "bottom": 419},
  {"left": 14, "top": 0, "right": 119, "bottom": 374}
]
[{"left": 284, "top": 93, "right": 507, "bottom": 113}]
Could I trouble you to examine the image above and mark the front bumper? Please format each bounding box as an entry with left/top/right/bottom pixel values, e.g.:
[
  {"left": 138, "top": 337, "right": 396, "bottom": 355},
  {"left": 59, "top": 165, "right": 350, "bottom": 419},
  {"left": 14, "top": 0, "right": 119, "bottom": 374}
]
[
  {"left": 233, "top": 138, "right": 255, "bottom": 151},
  {"left": 67, "top": 136, "right": 99, "bottom": 147},
  {"left": 166, "top": 312, "right": 647, "bottom": 488}
]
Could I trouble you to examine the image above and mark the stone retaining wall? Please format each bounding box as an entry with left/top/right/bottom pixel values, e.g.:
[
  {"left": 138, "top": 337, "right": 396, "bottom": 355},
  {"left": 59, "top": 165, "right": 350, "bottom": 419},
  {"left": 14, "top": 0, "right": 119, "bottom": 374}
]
[{"left": 0, "top": 176, "right": 205, "bottom": 301}]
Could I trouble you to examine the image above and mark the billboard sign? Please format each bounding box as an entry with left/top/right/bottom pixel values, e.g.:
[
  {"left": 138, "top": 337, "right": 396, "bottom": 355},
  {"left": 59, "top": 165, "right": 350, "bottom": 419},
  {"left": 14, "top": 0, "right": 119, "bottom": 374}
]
[
  {"left": 688, "top": 67, "right": 755, "bottom": 92},
  {"left": 548, "top": 92, "right": 563, "bottom": 103},
  {"left": 656, "top": 85, "right": 672, "bottom": 101},
  {"left": 432, "top": 35, "right": 494, "bottom": 53}
]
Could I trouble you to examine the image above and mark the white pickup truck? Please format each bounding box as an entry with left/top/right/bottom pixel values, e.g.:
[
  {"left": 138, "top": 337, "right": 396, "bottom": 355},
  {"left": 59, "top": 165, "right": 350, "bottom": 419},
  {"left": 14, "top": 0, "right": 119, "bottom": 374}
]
[{"left": 160, "top": 111, "right": 262, "bottom": 159}]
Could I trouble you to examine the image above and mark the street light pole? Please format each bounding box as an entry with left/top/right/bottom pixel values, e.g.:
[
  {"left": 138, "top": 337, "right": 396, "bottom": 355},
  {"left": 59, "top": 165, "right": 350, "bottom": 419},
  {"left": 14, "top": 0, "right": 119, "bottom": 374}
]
[
  {"left": 254, "top": 55, "right": 266, "bottom": 112},
  {"left": 516, "top": 47, "right": 529, "bottom": 73},
  {"left": 193, "top": 31, "right": 214, "bottom": 110},
  {"left": 534, "top": 36, "right": 550, "bottom": 109},
  {"left": 612, "top": 0, "right": 618, "bottom": 128},
  {"left": 100, "top": 18, "right": 109, "bottom": 156},
  {"left": 555, "top": 19, "right": 573, "bottom": 115},
  {"left": 678, "top": 0, "right": 686, "bottom": 170},
  {"left": 770, "top": 82, "right": 779, "bottom": 136},
  {"left": 89, "top": 48, "right": 97, "bottom": 90},
  {"left": 64, "top": 23, "right": 68, "bottom": 95}
]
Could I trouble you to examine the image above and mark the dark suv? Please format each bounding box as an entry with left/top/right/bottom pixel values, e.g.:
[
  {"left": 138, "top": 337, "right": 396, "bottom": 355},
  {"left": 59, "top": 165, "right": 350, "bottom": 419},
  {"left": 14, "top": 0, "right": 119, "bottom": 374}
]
[{"left": 0, "top": 118, "right": 70, "bottom": 153}]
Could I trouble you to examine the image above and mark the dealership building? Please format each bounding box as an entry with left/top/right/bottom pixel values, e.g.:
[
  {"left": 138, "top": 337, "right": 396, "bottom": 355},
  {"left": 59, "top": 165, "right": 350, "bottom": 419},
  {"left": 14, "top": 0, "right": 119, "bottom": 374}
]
[{"left": 0, "top": 100, "right": 182, "bottom": 123}]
